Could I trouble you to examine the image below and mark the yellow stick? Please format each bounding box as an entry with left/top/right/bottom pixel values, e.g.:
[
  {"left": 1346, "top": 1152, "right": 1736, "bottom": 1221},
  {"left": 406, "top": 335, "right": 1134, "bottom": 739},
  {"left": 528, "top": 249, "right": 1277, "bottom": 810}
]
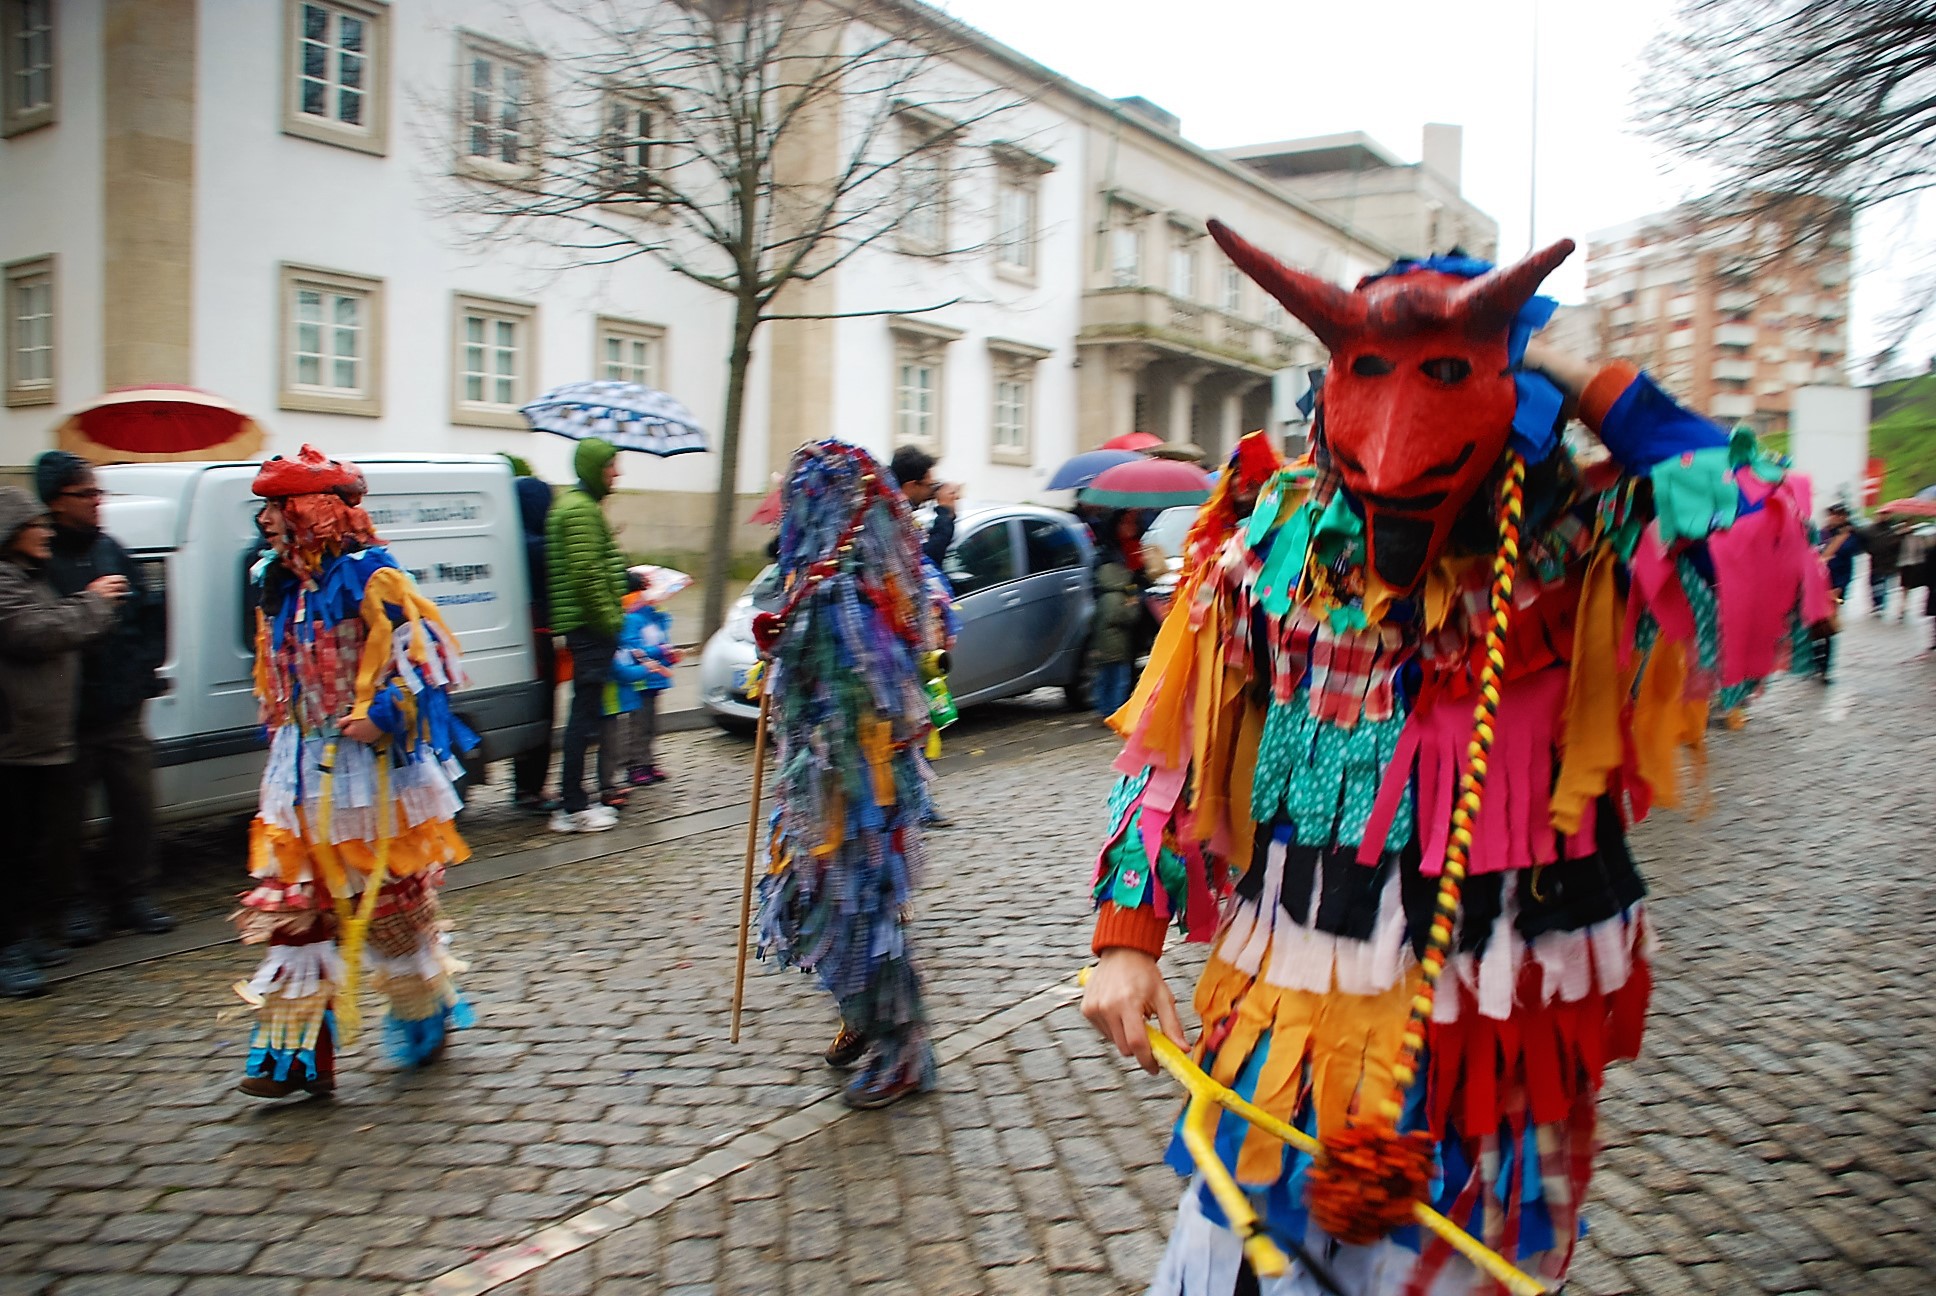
[
  {"left": 1076, "top": 970, "right": 1551, "bottom": 1295},
  {"left": 729, "top": 683, "right": 774, "bottom": 1044}
]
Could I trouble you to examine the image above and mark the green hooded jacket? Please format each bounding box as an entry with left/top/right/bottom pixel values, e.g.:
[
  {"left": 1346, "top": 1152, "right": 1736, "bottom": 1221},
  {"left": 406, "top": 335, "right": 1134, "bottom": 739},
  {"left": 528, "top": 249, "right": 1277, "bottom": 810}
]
[{"left": 545, "top": 439, "right": 627, "bottom": 637}]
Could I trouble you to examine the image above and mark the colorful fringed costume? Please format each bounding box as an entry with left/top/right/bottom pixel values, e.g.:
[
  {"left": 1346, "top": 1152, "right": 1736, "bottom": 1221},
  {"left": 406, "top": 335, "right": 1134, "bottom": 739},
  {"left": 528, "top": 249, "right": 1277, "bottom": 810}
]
[
  {"left": 756, "top": 439, "right": 941, "bottom": 1107},
  {"left": 1088, "top": 228, "right": 1831, "bottom": 1292},
  {"left": 234, "top": 446, "right": 476, "bottom": 1097}
]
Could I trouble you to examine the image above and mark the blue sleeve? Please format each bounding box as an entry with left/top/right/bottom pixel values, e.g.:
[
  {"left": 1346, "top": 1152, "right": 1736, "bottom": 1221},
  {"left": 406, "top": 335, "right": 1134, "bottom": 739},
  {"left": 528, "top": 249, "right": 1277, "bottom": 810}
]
[{"left": 1597, "top": 370, "right": 1731, "bottom": 474}]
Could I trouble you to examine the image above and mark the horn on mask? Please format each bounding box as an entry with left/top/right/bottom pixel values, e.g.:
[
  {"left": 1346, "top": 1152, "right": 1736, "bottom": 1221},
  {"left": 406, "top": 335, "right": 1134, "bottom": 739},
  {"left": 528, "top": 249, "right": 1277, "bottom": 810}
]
[
  {"left": 1451, "top": 239, "right": 1576, "bottom": 332},
  {"left": 1207, "top": 219, "right": 1364, "bottom": 352}
]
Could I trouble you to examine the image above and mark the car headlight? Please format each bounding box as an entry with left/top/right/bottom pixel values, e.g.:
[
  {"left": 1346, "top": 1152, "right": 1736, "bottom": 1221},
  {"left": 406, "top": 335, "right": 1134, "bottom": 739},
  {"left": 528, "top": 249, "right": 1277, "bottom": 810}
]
[{"left": 724, "top": 597, "right": 758, "bottom": 643}]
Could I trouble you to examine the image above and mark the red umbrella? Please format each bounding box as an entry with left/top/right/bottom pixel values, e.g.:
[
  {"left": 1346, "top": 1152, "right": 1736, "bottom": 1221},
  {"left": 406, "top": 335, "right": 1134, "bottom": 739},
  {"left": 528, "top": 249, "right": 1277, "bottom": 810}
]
[
  {"left": 1078, "top": 457, "right": 1213, "bottom": 509},
  {"left": 747, "top": 484, "right": 783, "bottom": 525},
  {"left": 1876, "top": 497, "right": 1936, "bottom": 518},
  {"left": 1101, "top": 431, "right": 1164, "bottom": 452},
  {"left": 55, "top": 386, "right": 265, "bottom": 463}
]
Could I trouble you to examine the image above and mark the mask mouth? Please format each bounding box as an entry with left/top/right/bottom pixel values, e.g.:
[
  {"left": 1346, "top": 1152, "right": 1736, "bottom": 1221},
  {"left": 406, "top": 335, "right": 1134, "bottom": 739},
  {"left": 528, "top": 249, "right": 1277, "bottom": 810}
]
[{"left": 1369, "top": 511, "right": 1434, "bottom": 590}]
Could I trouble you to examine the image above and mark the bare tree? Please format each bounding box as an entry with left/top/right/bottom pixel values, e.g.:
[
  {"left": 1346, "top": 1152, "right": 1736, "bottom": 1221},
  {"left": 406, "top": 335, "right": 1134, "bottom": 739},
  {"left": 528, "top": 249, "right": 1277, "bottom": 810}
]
[
  {"left": 449, "top": 0, "right": 1019, "bottom": 635},
  {"left": 1641, "top": 0, "right": 1936, "bottom": 215}
]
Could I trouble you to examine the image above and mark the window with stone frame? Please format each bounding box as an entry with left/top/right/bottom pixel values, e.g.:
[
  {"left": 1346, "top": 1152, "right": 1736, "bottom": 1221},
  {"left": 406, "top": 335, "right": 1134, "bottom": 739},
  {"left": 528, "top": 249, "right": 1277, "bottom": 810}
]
[
  {"left": 2, "top": 0, "right": 53, "bottom": 136},
  {"left": 4, "top": 255, "right": 54, "bottom": 407},
  {"left": 896, "top": 107, "right": 955, "bottom": 254},
  {"left": 600, "top": 93, "right": 657, "bottom": 201},
  {"left": 458, "top": 32, "right": 540, "bottom": 179},
  {"left": 985, "top": 339, "right": 1049, "bottom": 465},
  {"left": 279, "top": 265, "right": 383, "bottom": 416},
  {"left": 990, "top": 144, "right": 1051, "bottom": 280},
  {"left": 597, "top": 316, "right": 663, "bottom": 386},
  {"left": 284, "top": 0, "right": 388, "bottom": 154},
  {"left": 452, "top": 293, "right": 537, "bottom": 428}
]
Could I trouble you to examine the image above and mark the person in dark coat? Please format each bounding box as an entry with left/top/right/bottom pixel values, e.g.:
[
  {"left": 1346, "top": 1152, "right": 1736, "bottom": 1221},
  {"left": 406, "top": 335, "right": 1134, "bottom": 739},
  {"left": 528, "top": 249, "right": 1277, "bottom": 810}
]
[
  {"left": 511, "top": 473, "right": 558, "bottom": 814},
  {"left": 889, "top": 446, "right": 959, "bottom": 572},
  {"left": 34, "top": 452, "right": 175, "bottom": 941},
  {"left": 0, "top": 486, "right": 123, "bottom": 996}
]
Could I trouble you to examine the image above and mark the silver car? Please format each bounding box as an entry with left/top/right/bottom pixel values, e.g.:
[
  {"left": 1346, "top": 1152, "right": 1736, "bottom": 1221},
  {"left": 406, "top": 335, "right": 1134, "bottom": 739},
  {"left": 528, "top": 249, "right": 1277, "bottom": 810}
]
[{"left": 700, "top": 504, "right": 1097, "bottom": 730}]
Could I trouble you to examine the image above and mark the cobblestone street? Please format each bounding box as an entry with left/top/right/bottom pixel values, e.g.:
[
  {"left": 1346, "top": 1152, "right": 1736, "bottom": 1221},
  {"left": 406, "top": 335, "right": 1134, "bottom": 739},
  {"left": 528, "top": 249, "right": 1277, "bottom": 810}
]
[{"left": 1, "top": 620, "right": 1932, "bottom": 1295}]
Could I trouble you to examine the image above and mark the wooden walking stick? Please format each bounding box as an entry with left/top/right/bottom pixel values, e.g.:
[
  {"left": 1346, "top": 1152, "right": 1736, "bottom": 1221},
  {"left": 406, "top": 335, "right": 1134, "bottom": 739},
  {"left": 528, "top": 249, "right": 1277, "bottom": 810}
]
[{"left": 729, "top": 676, "right": 773, "bottom": 1044}]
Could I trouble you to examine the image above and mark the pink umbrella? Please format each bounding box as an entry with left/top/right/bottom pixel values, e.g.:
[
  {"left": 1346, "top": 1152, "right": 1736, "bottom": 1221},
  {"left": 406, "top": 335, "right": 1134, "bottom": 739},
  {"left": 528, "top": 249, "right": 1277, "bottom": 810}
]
[
  {"left": 1101, "top": 431, "right": 1165, "bottom": 452},
  {"left": 1078, "top": 457, "right": 1213, "bottom": 509}
]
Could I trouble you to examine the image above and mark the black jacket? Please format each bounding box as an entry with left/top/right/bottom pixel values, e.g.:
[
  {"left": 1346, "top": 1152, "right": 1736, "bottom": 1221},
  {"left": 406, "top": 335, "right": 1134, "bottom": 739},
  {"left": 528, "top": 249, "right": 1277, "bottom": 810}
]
[
  {"left": 923, "top": 505, "right": 955, "bottom": 570},
  {"left": 42, "top": 524, "right": 166, "bottom": 725}
]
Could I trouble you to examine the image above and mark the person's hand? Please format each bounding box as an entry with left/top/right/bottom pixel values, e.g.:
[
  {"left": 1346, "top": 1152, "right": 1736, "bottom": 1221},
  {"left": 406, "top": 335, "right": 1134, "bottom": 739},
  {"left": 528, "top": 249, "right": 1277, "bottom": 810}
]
[
  {"left": 338, "top": 714, "right": 382, "bottom": 745},
  {"left": 934, "top": 482, "right": 962, "bottom": 510},
  {"left": 85, "top": 575, "right": 129, "bottom": 601},
  {"left": 1082, "top": 947, "right": 1186, "bottom": 1074}
]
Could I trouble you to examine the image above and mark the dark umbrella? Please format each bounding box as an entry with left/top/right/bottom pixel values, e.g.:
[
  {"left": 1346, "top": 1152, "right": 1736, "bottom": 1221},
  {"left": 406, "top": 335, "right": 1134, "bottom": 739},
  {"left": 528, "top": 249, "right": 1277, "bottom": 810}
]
[
  {"left": 1078, "top": 457, "right": 1212, "bottom": 510},
  {"left": 1047, "top": 448, "right": 1143, "bottom": 491}
]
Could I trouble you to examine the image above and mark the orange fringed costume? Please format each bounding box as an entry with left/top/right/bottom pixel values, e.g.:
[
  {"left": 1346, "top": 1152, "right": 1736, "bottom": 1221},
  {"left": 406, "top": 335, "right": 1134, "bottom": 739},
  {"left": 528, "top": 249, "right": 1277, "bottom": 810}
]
[{"left": 1089, "top": 231, "right": 1832, "bottom": 1294}]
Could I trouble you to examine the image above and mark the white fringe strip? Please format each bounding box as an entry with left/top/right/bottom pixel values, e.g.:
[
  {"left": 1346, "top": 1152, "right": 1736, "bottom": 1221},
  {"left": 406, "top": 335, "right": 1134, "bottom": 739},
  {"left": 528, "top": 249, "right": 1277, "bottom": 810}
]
[{"left": 241, "top": 942, "right": 346, "bottom": 1001}]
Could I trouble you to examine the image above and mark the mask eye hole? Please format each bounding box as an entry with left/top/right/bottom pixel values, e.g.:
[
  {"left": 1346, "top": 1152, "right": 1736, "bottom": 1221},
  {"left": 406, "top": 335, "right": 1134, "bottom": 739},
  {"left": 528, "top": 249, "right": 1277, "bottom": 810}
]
[
  {"left": 1421, "top": 357, "right": 1472, "bottom": 384},
  {"left": 1351, "top": 354, "right": 1396, "bottom": 377}
]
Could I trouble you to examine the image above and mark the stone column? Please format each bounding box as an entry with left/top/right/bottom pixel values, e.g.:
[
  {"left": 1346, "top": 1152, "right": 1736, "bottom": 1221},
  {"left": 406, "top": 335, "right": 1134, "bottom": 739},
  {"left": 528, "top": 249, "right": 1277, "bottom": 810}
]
[
  {"left": 103, "top": 0, "right": 197, "bottom": 387},
  {"left": 1168, "top": 364, "right": 1211, "bottom": 447}
]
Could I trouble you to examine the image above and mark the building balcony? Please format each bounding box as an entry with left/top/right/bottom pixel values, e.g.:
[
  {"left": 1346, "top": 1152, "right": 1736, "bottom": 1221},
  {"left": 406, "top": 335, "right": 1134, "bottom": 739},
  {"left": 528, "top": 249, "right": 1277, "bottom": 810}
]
[
  {"left": 1715, "top": 322, "right": 1757, "bottom": 347},
  {"left": 1712, "top": 358, "right": 1755, "bottom": 381},
  {"left": 1077, "top": 287, "right": 1306, "bottom": 375},
  {"left": 1716, "top": 290, "right": 1755, "bottom": 312},
  {"left": 1711, "top": 393, "right": 1755, "bottom": 419},
  {"left": 1608, "top": 305, "right": 1637, "bottom": 327},
  {"left": 1667, "top": 294, "right": 1696, "bottom": 318}
]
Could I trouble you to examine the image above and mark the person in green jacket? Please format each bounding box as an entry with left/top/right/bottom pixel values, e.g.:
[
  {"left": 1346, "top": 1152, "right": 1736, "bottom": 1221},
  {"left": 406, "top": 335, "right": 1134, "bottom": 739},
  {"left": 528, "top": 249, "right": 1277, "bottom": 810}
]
[{"left": 545, "top": 439, "right": 628, "bottom": 833}]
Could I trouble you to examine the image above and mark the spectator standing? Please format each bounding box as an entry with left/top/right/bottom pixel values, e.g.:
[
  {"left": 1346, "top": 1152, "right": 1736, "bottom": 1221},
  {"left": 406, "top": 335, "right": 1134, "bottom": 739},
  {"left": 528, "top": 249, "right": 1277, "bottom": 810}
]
[
  {"left": 1088, "top": 527, "right": 1144, "bottom": 723},
  {"left": 888, "top": 446, "right": 959, "bottom": 572},
  {"left": 888, "top": 446, "right": 959, "bottom": 827},
  {"left": 1864, "top": 516, "right": 1903, "bottom": 617},
  {"left": 0, "top": 487, "right": 122, "bottom": 996},
  {"left": 34, "top": 452, "right": 175, "bottom": 941},
  {"left": 511, "top": 473, "right": 558, "bottom": 814},
  {"left": 1819, "top": 503, "right": 1865, "bottom": 599},
  {"left": 545, "top": 439, "right": 627, "bottom": 833}
]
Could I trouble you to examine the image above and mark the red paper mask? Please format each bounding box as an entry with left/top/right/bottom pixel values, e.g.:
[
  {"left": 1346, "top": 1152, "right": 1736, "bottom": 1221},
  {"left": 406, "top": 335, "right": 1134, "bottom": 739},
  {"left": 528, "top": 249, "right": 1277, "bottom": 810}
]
[{"left": 1208, "top": 221, "right": 1573, "bottom": 592}]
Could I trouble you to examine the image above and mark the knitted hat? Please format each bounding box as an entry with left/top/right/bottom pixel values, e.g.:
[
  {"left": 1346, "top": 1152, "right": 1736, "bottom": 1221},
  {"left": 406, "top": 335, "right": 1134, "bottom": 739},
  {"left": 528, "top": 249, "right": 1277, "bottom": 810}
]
[{"left": 33, "top": 450, "right": 92, "bottom": 505}]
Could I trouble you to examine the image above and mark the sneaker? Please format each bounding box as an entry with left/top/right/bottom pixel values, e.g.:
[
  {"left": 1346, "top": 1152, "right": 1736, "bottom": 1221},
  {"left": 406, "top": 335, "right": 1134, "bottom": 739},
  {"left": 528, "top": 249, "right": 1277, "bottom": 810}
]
[
  {"left": 601, "top": 789, "right": 630, "bottom": 809},
  {"left": 20, "top": 938, "right": 71, "bottom": 968},
  {"left": 643, "top": 767, "right": 669, "bottom": 786},
  {"left": 60, "top": 908, "right": 104, "bottom": 947},
  {"left": 514, "top": 792, "right": 559, "bottom": 815},
  {"left": 111, "top": 897, "right": 176, "bottom": 936},
  {"left": 824, "top": 1025, "right": 868, "bottom": 1070},
  {"left": 627, "top": 766, "right": 653, "bottom": 788},
  {"left": 0, "top": 945, "right": 46, "bottom": 998},
  {"left": 923, "top": 809, "right": 955, "bottom": 829},
  {"left": 549, "top": 807, "right": 619, "bottom": 834}
]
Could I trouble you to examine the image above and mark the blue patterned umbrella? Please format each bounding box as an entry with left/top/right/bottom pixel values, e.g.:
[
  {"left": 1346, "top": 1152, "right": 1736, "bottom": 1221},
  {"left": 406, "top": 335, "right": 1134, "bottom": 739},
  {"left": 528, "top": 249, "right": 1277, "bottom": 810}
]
[{"left": 520, "top": 381, "right": 708, "bottom": 456}]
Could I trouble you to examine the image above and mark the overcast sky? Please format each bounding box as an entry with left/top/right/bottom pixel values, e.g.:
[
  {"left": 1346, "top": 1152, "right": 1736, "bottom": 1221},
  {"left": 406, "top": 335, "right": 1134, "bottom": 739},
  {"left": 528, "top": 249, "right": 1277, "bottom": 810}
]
[{"left": 938, "top": 0, "right": 1924, "bottom": 370}]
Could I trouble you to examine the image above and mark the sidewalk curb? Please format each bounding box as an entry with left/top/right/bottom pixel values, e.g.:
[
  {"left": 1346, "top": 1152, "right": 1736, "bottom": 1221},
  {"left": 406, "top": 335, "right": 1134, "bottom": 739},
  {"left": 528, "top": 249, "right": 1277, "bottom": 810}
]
[{"left": 406, "top": 978, "right": 1085, "bottom": 1296}]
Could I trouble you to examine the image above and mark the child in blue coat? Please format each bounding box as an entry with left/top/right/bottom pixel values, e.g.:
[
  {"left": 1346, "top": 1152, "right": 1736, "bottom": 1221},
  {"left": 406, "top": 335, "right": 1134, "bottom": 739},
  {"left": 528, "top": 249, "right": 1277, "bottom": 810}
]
[{"left": 603, "top": 584, "right": 678, "bottom": 801}]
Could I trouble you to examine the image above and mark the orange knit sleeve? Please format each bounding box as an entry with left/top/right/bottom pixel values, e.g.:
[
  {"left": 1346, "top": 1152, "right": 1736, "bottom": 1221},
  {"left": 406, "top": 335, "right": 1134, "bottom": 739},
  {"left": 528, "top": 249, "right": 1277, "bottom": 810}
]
[
  {"left": 1577, "top": 361, "right": 1641, "bottom": 435},
  {"left": 1091, "top": 901, "right": 1169, "bottom": 960}
]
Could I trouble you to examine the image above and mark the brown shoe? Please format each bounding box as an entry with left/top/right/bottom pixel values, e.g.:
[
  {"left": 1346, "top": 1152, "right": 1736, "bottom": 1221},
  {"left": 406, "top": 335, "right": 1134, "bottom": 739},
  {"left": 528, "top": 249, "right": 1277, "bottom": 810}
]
[
  {"left": 237, "top": 1072, "right": 335, "bottom": 1099},
  {"left": 824, "top": 1025, "right": 868, "bottom": 1070},
  {"left": 841, "top": 1070, "right": 922, "bottom": 1110}
]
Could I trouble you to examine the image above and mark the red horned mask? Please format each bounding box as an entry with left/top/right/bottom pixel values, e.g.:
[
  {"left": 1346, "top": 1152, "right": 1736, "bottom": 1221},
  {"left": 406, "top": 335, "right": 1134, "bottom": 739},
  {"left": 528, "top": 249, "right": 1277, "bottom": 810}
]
[{"left": 1208, "top": 221, "right": 1573, "bottom": 593}]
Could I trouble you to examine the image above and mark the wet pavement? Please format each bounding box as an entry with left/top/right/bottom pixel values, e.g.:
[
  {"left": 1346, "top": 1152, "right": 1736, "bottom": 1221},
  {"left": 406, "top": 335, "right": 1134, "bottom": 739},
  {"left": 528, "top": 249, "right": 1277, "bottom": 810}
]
[{"left": 2, "top": 619, "right": 1933, "bottom": 1295}]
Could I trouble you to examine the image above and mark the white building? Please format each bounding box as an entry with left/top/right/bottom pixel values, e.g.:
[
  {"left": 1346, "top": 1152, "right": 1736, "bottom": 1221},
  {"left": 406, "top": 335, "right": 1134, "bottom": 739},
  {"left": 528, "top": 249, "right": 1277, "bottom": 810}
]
[{"left": 1, "top": 0, "right": 1463, "bottom": 558}]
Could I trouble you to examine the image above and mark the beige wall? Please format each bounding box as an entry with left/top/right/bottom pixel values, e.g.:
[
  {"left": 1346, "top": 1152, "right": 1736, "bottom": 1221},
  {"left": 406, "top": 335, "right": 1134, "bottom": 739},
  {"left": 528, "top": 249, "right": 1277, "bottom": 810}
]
[
  {"left": 101, "top": 0, "right": 196, "bottom": 387},
  {"left": 606, "top": 488, "right": 773, "bottom": 563}
]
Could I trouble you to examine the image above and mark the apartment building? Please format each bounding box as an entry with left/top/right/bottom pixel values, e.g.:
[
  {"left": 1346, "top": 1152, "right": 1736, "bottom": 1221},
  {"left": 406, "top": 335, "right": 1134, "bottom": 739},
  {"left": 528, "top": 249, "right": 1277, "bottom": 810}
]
[
  {"left": 1584, "top": 198, "right": 1853, "bottom": 434},
  {"left": 0, "top": 0, "right": 1464, "bottom": 553}
]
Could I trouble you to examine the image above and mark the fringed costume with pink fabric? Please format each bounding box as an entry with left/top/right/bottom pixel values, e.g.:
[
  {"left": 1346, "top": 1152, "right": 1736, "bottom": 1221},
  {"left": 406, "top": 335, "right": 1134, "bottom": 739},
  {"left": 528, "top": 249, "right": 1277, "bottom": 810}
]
[{"left": 1087, "top": 229, "right": 1831, "bottom": 1293}]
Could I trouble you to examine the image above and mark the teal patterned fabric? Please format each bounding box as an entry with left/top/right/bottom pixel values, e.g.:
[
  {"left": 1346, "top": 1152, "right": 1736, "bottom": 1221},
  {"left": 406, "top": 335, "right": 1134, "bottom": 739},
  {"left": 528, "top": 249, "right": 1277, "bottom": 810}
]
[{"left": 1250, "top": 691, "right": 1412, "bottom": 852}]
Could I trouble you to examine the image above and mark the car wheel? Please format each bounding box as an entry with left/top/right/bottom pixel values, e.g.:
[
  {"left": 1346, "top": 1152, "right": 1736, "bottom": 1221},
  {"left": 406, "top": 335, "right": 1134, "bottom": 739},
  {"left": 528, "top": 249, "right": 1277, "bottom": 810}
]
[
  {"left": 712, "top": 712, "right": 757, "bottom": 737},
  {"left": 1063, "top": 652, "right": 1092, "bottom": 711}
]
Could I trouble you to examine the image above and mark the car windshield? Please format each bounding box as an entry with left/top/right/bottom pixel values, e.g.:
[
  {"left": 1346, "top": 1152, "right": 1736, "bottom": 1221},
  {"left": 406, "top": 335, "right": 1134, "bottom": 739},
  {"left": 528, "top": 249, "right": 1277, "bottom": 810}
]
[
  {"left": 1143, "top": 506, "right": 1196, "bottom": 561},
  {"left": 745, "top": 564, "right": 782, "bottom": 605}
]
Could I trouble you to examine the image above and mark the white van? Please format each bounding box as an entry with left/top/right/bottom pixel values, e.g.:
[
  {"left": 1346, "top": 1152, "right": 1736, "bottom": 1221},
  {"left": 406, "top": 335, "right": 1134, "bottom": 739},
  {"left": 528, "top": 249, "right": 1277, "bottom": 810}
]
[{"left": 97, "top": 456, "right": 547, "bottom": 824}]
